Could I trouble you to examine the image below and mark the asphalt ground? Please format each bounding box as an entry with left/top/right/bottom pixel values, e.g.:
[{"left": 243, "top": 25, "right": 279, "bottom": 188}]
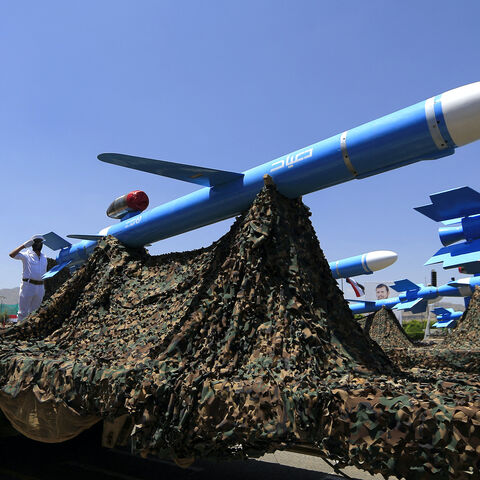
[{"left": 0, "top": 429, "right": 400, "bottom": 480}]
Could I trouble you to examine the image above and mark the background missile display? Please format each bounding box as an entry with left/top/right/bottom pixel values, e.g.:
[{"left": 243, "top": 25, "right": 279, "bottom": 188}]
[
  {"left": 41, "top": 82, "right": 480, "bottom": 278},
  {"left": 432, "top": 307, "right": 463, "bottom": 328},
  {"left": 416, "top": 186, "right": 480, "bottom": 274},
  {"left": 329, "top": 250, "right": 397, "bottom": 279},
  {"left": 349, "top": 277, "right": 478, "bottom": 315}
]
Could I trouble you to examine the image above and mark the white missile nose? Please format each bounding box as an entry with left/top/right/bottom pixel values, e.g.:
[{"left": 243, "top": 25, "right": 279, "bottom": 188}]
[
  {"left": 441, "top": 82, "right": 480, "bottom": 147},
  {"left": 364, "top": 250, "right": 398, "bottom": 272}
]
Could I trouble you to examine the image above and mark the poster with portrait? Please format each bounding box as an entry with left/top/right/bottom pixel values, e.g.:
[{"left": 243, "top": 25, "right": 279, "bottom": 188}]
[{"left": 341, "top": 280, "right": 403, "bottom": 323}]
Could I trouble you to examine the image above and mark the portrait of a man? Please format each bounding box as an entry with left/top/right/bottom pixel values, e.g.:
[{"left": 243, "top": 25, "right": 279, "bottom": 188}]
[{"left": 375, "top": 283, "right": 390, "bottom": 300}]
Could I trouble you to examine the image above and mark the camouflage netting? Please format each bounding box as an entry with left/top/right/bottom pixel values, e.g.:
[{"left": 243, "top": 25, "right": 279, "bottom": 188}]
[
  {"left": 387, "top": 288, "right": 480, "bottom": 375},
  {"left": 443, "top": 286, "right": 480, "bottom": 349},
  {"left": 357, "top": 307, "right": 413, "bottom": 349},
  {"left": 0, "top": 182, "right": 479, "bottom": 479},
  {"left": 386, "top": 347, "right": 480, "bottom": 374}
]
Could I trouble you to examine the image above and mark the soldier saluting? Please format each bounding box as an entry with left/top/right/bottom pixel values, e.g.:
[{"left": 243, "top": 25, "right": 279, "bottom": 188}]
[{"left": 9, "top": 235, "right": 47, "bottom": 323}]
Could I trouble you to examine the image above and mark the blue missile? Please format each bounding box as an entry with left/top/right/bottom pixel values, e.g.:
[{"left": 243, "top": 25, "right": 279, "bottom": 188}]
[
  {"left": 349, "top": 277, "right": 478, "bottom": 315},
  {"left": 329, "top": 250, "right": 397, "bottom": 279},
  {"left": 432, "top": 307, "right": 463, "bottom": 328},
  {"left": 416, "top": 186, "right": 480, "bottom": 274},
  {"left": 41, "top": 82, "right": 480, "bottom": 277}
]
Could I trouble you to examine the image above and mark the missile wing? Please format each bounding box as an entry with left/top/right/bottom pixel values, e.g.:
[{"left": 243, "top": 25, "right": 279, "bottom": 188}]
[
  {"left": 67, "top": 234, "right": 106, "bottom": 241},
  {"left": 393, "top": 298, "right": 428, "bottom": 314},
  {"left": 425, "top": 239, "right": 480, "bottom": 271},
  {"left": 414, "top": 186, "right": 480, "bottom": 222},
  {"left": 389, "top": 279, "right": 422, "bottom": 292},
  {"left": 98, "top": 153, "right": 244, "bottom": 187},
  {"left": 433, "top": 307, "right": 453, "bottom": 316}
]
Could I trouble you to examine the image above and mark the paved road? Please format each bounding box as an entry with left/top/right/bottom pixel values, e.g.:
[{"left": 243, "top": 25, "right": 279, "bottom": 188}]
[{"left": 0, "top": 433, "right": 398, "bottom": 480}]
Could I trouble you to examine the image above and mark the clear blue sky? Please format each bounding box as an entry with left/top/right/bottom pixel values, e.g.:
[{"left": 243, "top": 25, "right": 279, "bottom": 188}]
[{"left": 1, "top": 1, "right": 480, "bottom": 291}]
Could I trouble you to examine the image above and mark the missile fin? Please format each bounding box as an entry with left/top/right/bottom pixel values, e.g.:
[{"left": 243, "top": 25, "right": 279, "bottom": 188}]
[
  {"left": 393, "top": 298, "right": 427, "bottom": 314},
  {"left": 414, "top": 186, "right": 480, "bottom": 221},
  {"left": 424, "top": 257, "right": 445, "bottom": 266},
  {"left": 390, "top": 279, "right": 421, "bottom": 292},
  {"left": 42, "top": 260, "right": 72, "bottom": 280},
  {"left": 426, "top": 239, "right": 480, "bottom": 269},
  {"left": 433, "top": 319, "right": 456, "bottom": 328},
  {"left": 98, "top": 153, "right": 244, "bottom": 187},
  {"left": 433, "top": 307, "right": 452, "bottom": 316},
  {"left": 424, "top": 248, "right": 451, "bottom": 266},
  {"left": 42, "top": 232, "right": 72, "bottom": 251}
]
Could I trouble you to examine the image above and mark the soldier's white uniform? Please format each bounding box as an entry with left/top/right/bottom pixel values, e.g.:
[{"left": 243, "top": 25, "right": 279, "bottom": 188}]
[{"left": 14, "top": 249, "right": 47, "bottom": 322}]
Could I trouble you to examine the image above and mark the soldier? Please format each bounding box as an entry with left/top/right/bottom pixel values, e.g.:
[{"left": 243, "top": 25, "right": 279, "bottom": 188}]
[{"left": 9, "top": 235, "right": 47, "bottom": 323}]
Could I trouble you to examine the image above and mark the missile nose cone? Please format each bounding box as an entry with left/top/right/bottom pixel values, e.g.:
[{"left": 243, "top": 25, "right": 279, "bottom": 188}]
[
  {"left": 364, "top": 250, "right": 398, "bottom": 272},
  {"left": 441, "top": 82, "right": 480, "bottom": 147}
]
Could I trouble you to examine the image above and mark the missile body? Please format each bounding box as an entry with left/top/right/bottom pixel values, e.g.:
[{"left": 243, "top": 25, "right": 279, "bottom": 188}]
[
  {"left": 439, "top": 215, "right": 480, "bottom": 247},
  {"left": 45, "top": 82, "right": 480, "bottom": 275},
  {"left": 349, "top": 277, "right": 479, "bottom": 315},
  {"left": 329, "top": 250, "right": 397, "bottom": 279}
]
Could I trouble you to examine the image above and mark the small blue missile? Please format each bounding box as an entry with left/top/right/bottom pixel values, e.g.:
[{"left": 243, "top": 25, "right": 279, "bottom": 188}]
[
  {"left": 41, "top": 82, "right": 480, "bottom": 277},
  {"left": 329, "top": 250, "right": 397, "bottom": 279},
  {"left": 349, "top": 277, "right": 479, "bottom": 315},
  {"left": 432, "top": 307, "right": 463, "bottom": 328}
]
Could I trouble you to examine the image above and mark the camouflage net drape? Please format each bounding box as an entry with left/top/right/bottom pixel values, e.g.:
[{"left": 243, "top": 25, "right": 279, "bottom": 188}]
[
  {"left": 357, "top": 307, "right": 413, "bottom": 349},
  {"left": 0, "top": 184, "right": 479, "bottom": 479},
  {"left": 444, "top": 286, "right": 480, "bottom": 349},
  {"left": 382, "top": 287, "right": 480, "bottom": 377}
]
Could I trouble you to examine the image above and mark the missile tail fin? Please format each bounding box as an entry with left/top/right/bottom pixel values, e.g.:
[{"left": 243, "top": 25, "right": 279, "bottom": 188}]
[
  {"left": 42, "top": 232, "right": 72, "bottom": 251},
  {"left": 414, "top": 186, "right": 480, "bottom": 221},
  {"left": 390, "top": 279, "right": 421, "bottom": 292},
  {"left": 426, "top": 239, "right": 480, "bottom": 270},
  {"left": 433, "top": 307, "right": 451, "bottom": 316},
  {"left": 393, "top": 298, "right": 427, "bottom": 314},
  {"left": 42, "top": 260, "right": 72, "bottom": 280}
]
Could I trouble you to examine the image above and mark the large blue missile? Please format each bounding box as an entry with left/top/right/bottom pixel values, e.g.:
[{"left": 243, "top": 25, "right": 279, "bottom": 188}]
[
  {"left": 329, "top": 250, "right": 397, "bottom": 279},
  {"left": 349, "top": 277, "right": 478, "bottom": 315},
  {"left": 42, "top": 82, "right": 480, "bottom": 277}
]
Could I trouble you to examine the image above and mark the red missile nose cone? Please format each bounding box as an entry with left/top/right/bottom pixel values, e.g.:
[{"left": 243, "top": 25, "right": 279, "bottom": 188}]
[{"left": 126, "top": 190, "right": 149, "bottom": 212}]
